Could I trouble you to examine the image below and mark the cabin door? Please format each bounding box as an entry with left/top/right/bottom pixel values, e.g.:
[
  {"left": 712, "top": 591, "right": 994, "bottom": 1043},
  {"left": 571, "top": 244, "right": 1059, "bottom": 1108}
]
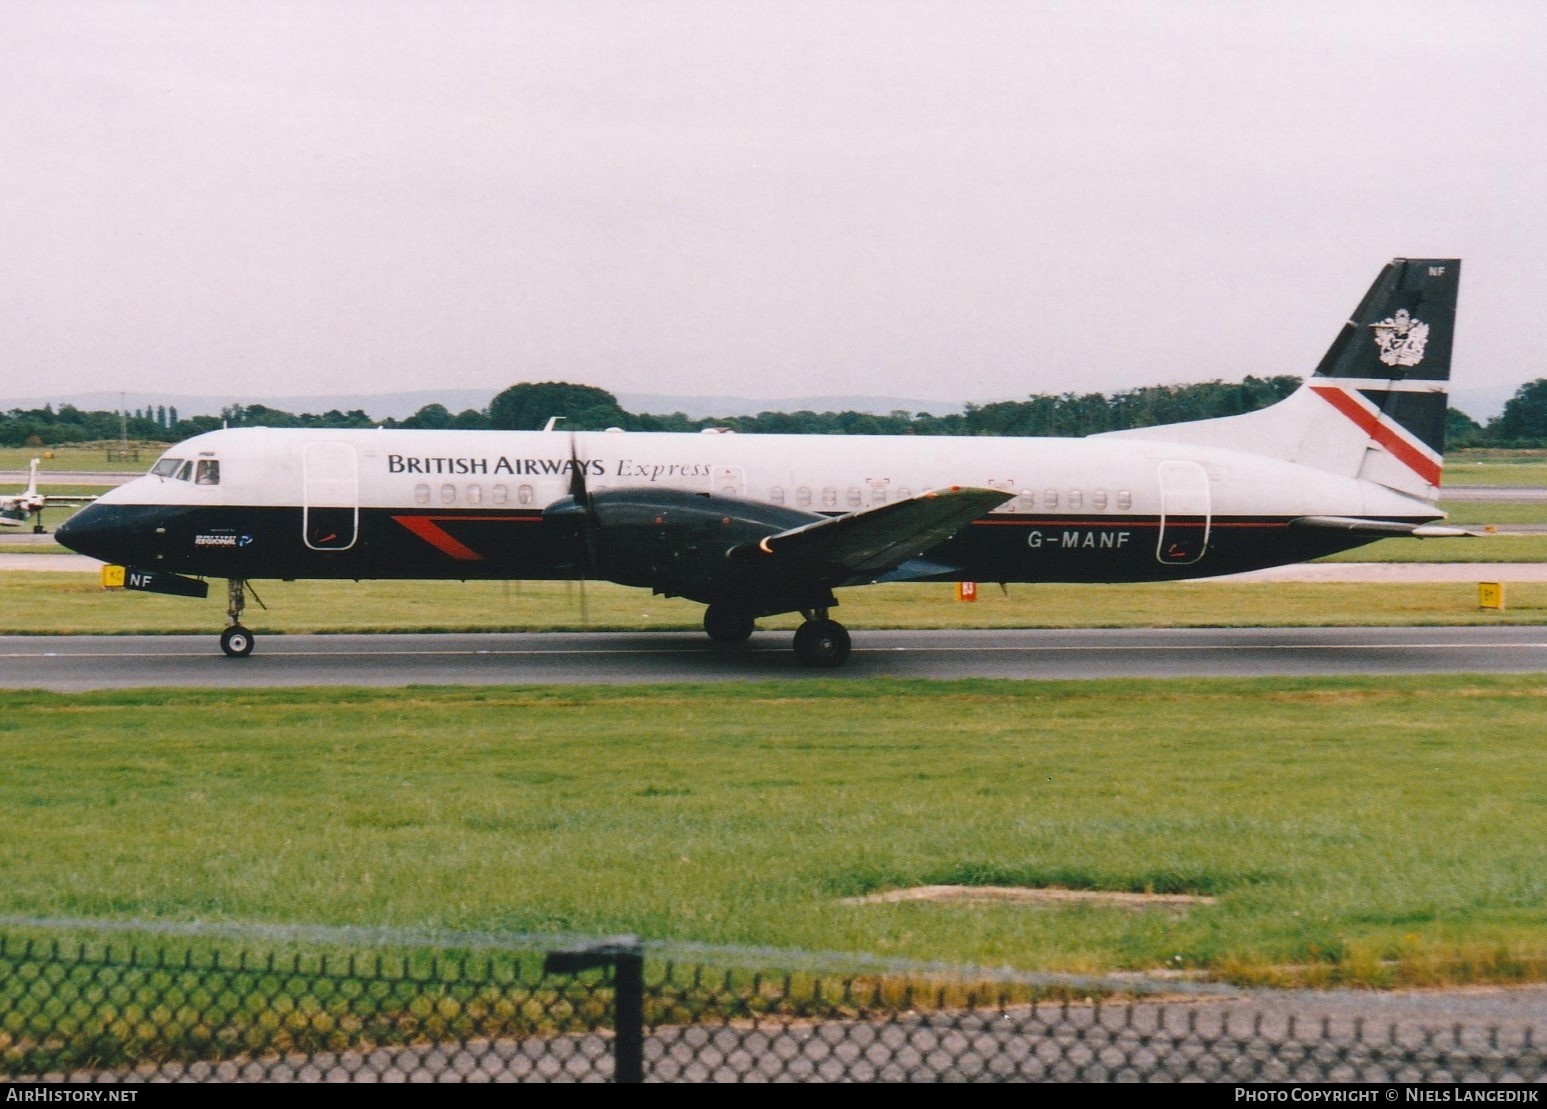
[
  {"left": 303, "top": 442, "right": 359, "bottom": 551},
  {"left": 1156, "top": 460, "right": 1211, "bottom": 566}
]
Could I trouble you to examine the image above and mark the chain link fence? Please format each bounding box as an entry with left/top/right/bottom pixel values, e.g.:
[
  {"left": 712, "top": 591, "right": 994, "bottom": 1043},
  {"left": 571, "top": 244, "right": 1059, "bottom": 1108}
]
[{"left": 2, "top": 927, "right": 1543, "bottom": 1082}]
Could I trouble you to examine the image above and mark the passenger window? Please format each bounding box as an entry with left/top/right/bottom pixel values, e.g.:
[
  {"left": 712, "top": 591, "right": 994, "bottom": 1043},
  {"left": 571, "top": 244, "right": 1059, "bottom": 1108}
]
[
  {"left": 467, "top": 484, "right": 482, "bottom": 505},
  {"left": 1044, "top": 489, "right": 1059, "bottom": 509},
  {"left": 440, "top": 484, "right": 456, "bottom": 505},
  {"left": 796, "top": 486, "right": 812, "bottom": 507},
  {"left": 1018, "top": 489, "right": 1034, "bottom": 510},
  {"left": 897, "top": 488, "right": 912, "bottom": 501},
  {"left": 821, "top": 487, "right": 837, "bottom": 509},
  {"left": 1069, "top": 490, "right": 1083, "bottom": 510},
  {"left": 518, "top": 484, "right": 534, "bottom": 506},
  {"left": 846, "top": 487, "right": 862, "bottom": 508},
  {"left": 195, "top": 460, "right": 220, "bottom": 485},
  {"left": 414, "top": 483, "right": 431, "bottom": 505},
  {"left": 871, "top": 487, "right": 887, "bottom": 504},
  {"left": 769, "top": 486, "right": 786, "bottom": 505},
  {"left": 1093, "top": 490, "right": 1108, "bottom": 510},
  {"left": 1117, "top": 490, "right": 1133, "bottom": 511},
  {"left": 492, "top": 484, "right": 509, "bottom": 506}
]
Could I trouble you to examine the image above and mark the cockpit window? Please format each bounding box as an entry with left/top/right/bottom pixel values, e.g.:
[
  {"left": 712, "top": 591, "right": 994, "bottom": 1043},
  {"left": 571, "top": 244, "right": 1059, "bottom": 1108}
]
[
  {"left": 176, "top": 461, "right": 193, "bottom": 481},
  {"left": 151, "top": 458, "right": 185, "bottom": 478},
  {"left": 195, "top": 459, "right": 220, "bottom": 486}
]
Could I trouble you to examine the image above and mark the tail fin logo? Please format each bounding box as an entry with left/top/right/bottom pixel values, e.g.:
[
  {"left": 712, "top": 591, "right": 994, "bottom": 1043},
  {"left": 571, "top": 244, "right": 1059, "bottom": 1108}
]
[{"left": 1371, "top": 309, "right": 1430, "bottom": 367}]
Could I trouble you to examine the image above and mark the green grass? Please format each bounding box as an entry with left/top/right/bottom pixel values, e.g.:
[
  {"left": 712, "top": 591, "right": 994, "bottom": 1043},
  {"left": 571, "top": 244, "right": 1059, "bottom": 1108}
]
[
  {"left": 2, "top": 678, "right": 1544, "bottom": 986},
  {"left": 1438, "top": 501, "right": 1547, "bottom": 526},
  {"left": 1447, "top": 449, "right": 1547, "bottom": 487},
  {"left": 0, "top": 445, "right": 162, "bottom": 473},
  {"left": 1319, "top": 535, "right": 1547, "bottom": 562},
  {"left": 2, "top": 573, "right": 1546, "bottom": 634}
]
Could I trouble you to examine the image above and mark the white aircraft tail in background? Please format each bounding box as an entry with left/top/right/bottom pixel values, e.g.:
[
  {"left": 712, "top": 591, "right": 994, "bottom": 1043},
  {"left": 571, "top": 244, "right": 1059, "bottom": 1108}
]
[{"left": 1, "top": 459, "right": 97, "bottom": 533}]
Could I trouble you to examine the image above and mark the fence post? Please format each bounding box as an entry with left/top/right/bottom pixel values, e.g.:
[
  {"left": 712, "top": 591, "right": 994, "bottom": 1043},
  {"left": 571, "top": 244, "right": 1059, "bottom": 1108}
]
[
  {"left": 544, "top": 936, "right": 645, "bottom": 1083},
  {"left": 612, "top": 943, "right": 645, "bottom": 1084}
]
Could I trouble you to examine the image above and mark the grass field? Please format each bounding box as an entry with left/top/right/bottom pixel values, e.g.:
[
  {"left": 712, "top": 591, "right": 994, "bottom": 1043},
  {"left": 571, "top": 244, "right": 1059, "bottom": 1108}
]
[
  {"left": 2, "top": 572, "right": 1546, "bottom": 635},
  {"left": 1319, "top": 534, "right": 1547, "bottom": 562},
  {"left": 3, "top": 677, "right": 1543, "bottom": 987},
  {"left": 1438, "top": 501, "right": 1547, "bottom": 526},
  {"left": 1447, "top": 449, "right": 1547, "bottom": 486},
  {"left": 0, "top": 445, "right": 160, "bottom": 473}
]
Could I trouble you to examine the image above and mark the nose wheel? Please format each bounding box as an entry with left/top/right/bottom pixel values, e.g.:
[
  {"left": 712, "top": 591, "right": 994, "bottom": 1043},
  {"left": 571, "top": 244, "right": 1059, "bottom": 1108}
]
[
  {"left": 793, "top": 611, "right": 851, "bottom": 668},
  {"left": 220, "top": 578, "right": 258, "bottom": 658}
]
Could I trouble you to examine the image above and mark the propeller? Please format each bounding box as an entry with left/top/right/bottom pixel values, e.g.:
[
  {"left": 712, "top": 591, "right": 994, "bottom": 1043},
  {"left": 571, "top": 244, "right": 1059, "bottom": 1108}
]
[{"left": 567, "top": 436, "right": 599, "bottom": 626}]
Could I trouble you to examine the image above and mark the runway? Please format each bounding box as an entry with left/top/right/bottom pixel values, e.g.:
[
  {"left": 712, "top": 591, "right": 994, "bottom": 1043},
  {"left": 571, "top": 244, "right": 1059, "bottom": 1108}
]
[{"left": 5, "top": 626, "right": 1546, "bottom": 690}]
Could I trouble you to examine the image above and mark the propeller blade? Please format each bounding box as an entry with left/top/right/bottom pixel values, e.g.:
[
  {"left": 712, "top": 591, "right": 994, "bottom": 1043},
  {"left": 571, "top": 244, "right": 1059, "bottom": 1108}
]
[
  {"left": 567, "top": 434, "right": 600, "bottom": 607},
  {"left": 568, "top": 436, "right": 589, "bottom": 502}
]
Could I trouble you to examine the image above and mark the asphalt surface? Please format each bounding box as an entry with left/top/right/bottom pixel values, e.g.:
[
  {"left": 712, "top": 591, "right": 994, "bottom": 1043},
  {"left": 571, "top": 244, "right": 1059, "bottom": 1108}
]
[
  {"left": 1439, "top": 485, "right": 1547, "bottom": 501},
  {"left": 5, "top": 626, "right": 1546, "bottom": 689},
  {"left": 70, "top": 985, "right": 1547, "bottom": 1082}
]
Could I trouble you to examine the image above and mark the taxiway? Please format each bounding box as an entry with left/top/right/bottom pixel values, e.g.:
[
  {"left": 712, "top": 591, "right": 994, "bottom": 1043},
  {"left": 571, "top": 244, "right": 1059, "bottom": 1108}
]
[{"left": 4, "top": 626, "right": 1545, "bottom": 690}]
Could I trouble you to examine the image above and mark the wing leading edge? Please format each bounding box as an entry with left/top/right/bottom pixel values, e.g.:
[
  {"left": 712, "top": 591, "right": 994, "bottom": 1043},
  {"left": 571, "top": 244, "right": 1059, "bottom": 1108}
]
[{"left": 732, "top": 486, "right": 1013, "bottom": 581}]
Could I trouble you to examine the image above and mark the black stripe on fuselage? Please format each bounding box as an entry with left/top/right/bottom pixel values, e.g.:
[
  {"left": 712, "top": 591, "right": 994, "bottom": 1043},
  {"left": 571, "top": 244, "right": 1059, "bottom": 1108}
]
[{"left": 60, "top": 503, "right": 1407, "bottom": 585}]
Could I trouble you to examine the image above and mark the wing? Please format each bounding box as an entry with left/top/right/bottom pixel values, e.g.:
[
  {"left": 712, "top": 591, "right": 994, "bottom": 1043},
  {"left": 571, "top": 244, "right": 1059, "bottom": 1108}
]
[{"left": 733, "top": 487, "right": 1013, "bottom": 579}]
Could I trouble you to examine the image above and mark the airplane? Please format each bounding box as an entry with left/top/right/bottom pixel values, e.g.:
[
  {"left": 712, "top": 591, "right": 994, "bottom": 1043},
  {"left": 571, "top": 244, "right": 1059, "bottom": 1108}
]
[
  {"left": 56, "top": 257, "right": 1467, "bottom": 666},
  {"left": 1, "top": 458, "right": 98, "bottom": 533}
]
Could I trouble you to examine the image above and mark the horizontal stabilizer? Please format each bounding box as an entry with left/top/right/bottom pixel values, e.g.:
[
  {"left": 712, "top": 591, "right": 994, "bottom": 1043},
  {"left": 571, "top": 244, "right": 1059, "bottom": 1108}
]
[
  {"left": 735, "top": 487, "right": 1013, "bottom": 577},
  {"left": 1290, "top": 516, "right": 1478, "bottom": 538},
  {"left": 873, "top": 557, "right": 966, "bottom": 583}
]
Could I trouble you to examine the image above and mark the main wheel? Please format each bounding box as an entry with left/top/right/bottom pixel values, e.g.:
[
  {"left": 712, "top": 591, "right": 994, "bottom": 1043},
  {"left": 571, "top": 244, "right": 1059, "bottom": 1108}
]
[
  {"left": 703, "top": 604, "right": 755, "bottom": 644},
  {"left": 220, "top": 625, "right": 255, "bottom": 658},
  {"left": 792, "top": 619, "right": 851, "bottom": 668}
]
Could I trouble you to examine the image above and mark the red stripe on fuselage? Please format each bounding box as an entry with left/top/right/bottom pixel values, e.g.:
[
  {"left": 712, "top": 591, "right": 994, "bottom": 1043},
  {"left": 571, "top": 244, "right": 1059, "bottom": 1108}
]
[
  {"left": 391, "top": 514, "right": 539, "bottom": 560},
  {"left": 1309, "top": 384, "right": 1441, "bottom": 487}
]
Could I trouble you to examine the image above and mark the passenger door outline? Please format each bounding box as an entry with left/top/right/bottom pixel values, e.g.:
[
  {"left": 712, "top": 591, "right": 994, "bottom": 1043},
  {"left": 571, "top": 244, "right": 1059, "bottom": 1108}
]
[
  {"left": 303, "top": 442, "right": 359, "bottom": 551},
  {"left": 1156, "top": 460, "right": 1211, "bottom": 565}
]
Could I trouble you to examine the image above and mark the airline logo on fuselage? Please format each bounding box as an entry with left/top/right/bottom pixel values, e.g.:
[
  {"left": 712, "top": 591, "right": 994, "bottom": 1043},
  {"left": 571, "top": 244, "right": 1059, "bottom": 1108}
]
[
  {"left": 195, "top": 533, "right": 252, "bottom": 547},
  {"left": 384, "top": 455, "right": 715, "bottom": 481},
  {"left": 387, "top": 455, "right": 605, "bottom": 477}
]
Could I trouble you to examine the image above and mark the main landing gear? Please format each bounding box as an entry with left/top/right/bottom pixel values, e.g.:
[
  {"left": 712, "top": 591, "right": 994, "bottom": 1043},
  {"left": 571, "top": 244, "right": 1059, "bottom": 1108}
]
[
  {"left": 221, "top": 578, "right": 255, "bottom": 658},
  {"left": 702, "top": 603, "right": 851, "bottom": 666},
  {"left": 792, "top": 609, "right": 850, "bottom": 668},
  {"left": 703, "top": 603, "right": 755, "bottom": 644}
]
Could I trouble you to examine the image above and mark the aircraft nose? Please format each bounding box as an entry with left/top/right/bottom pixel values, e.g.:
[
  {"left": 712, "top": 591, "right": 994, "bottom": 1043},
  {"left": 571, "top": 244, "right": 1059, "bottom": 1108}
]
[{"left": 55, "top": 502, "right": 130, "bottom": 563}]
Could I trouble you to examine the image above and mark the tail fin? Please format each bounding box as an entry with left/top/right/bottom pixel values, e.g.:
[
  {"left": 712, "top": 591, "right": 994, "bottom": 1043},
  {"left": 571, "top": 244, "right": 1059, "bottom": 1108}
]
[
  {"left": 1102, "top": 258, "right": 1460, "bottom": 500},
  {"left": 1306, "top": 258, "right": 1457, "bottom": 490}
]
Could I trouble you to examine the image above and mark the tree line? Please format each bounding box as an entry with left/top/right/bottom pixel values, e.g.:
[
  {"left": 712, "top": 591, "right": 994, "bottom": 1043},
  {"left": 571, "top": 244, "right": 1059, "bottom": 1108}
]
[{"left": 4, "top": 377, "right": 1547, "bottom": 448}]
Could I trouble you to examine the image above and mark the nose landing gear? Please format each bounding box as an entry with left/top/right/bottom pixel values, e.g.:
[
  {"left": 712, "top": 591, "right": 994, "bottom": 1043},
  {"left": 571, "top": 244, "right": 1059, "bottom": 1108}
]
[{"left": 221, "top": 578, "right": 256, "bottom": 658}]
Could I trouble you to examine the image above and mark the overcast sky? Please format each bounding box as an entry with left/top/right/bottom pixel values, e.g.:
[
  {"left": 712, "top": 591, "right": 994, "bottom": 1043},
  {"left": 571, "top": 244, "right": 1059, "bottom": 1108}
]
[{"left": 2, "top": 0, "right": 1544, "bottom": 413}]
